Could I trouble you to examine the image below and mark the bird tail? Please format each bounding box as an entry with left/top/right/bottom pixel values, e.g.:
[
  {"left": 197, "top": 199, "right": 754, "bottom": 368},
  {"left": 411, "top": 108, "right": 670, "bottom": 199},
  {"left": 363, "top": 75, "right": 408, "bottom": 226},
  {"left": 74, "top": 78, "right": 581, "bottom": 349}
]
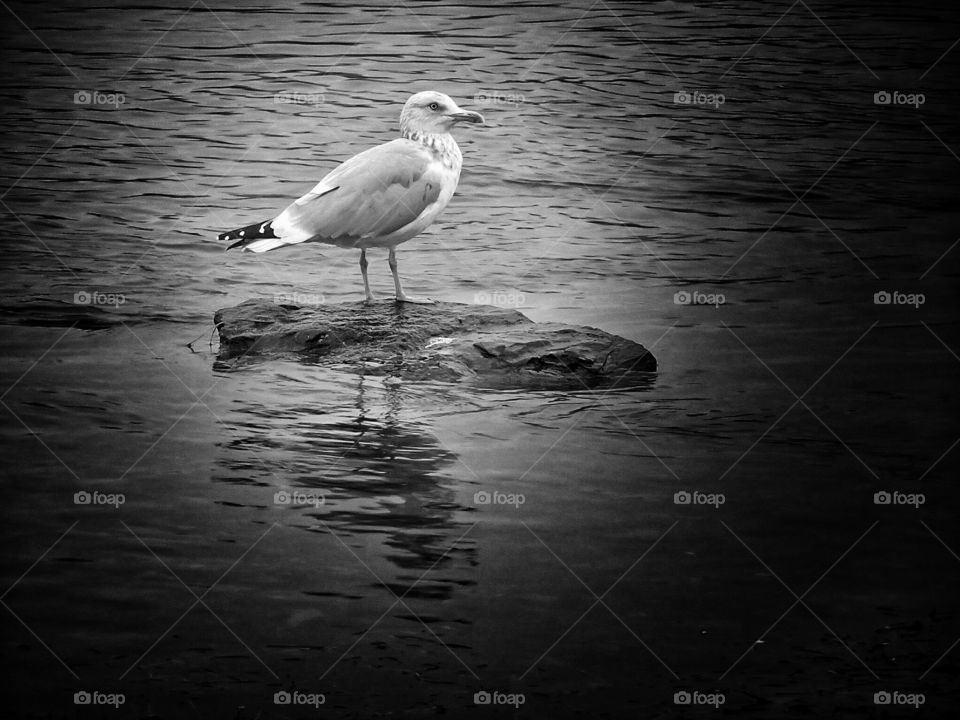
[{"left": 220, "top": 220, "right": 287, "bottom": 253}]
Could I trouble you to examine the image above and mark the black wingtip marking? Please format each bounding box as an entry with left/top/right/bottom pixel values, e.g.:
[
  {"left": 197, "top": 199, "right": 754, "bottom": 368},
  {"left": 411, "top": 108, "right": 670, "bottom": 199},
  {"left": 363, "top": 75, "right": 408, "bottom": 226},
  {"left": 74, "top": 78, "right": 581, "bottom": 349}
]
[{"left": 221, "top": 219, "right": 277, "bottom": 249}]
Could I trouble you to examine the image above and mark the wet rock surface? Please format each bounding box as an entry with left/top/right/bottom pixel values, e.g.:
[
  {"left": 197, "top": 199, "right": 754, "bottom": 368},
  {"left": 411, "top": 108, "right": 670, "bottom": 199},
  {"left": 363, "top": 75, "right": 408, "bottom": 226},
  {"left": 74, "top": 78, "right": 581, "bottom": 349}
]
[{"left": 214, "top": 299, "right": 656, "bottom": 388}]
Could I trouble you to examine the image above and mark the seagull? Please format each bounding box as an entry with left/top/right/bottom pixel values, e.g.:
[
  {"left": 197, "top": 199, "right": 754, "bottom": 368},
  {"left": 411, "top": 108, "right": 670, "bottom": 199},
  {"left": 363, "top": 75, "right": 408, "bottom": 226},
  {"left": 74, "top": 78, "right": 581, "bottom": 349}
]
[{"left": 219, "top": 90, "right": 484, "bottom": 303}]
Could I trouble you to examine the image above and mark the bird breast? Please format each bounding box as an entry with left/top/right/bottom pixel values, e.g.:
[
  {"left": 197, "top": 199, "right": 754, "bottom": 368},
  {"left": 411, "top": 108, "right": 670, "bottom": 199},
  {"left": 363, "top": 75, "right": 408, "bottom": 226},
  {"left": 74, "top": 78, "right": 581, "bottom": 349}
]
[{"left": 405, "top": 131, "right": 463, "bottom": 175}]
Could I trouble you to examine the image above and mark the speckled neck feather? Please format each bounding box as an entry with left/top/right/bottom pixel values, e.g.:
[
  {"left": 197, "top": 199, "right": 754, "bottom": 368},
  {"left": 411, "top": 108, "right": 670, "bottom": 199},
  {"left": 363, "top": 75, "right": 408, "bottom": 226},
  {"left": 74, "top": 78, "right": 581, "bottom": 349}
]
[{"left": 402, "top": 129, "right": 462, "bottom": 170}]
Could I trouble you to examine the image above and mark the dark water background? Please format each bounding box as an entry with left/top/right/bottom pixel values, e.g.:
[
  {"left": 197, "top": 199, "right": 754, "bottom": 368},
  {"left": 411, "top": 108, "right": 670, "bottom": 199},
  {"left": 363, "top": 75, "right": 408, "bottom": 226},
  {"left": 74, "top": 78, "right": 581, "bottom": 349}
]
[{"left": 1, "top": 1, "right": 959, "bottom": 717}]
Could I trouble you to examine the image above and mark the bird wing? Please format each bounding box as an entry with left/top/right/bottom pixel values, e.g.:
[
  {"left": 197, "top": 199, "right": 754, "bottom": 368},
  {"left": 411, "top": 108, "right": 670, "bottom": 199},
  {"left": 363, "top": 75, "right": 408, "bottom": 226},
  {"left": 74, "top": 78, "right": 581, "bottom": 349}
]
[{"left": 271, "top": 138, "right": 445, "bottom": 246}]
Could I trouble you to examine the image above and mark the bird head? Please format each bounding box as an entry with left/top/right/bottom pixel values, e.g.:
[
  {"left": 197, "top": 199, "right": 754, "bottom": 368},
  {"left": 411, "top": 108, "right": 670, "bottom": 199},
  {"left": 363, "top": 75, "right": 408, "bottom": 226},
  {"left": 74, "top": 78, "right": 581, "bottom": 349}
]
[{"left": 399, "top": 91, "right": 484, "bottom": 137}]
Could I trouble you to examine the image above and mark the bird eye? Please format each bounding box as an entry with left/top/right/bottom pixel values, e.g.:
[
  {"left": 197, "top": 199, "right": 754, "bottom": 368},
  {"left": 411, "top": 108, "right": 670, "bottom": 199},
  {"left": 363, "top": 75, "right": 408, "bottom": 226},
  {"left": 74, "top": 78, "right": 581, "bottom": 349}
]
[{"left": 428, "top": 102, "right": 440, "bottom": 111}]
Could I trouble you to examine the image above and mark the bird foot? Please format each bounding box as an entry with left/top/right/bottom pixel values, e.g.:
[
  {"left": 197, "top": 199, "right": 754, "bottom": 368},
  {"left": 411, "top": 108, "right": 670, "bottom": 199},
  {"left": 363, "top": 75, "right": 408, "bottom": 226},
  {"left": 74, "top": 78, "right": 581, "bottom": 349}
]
[{"left": 395, "top": 294, "right": 435, "bottom": 305}]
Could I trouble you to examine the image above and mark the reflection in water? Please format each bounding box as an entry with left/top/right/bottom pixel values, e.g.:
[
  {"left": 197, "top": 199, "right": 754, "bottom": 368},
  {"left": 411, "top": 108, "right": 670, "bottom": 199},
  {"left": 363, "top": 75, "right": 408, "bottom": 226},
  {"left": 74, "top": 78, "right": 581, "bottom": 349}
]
[{"left": 214, "top": 371, "right": 475, "bottom": 591}]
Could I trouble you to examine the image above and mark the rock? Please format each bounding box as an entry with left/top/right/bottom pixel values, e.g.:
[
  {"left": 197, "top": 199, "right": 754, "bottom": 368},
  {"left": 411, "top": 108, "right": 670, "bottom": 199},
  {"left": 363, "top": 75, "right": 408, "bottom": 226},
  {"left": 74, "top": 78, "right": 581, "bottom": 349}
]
[{"left": 213, "top": 299, "right": 656, "bottom": 388}]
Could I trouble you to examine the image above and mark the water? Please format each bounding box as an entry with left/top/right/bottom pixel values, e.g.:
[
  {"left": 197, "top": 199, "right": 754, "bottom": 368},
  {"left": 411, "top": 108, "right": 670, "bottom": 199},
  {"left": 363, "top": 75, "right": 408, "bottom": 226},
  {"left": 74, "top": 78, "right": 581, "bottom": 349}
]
[{"left": 2, "top": 1, "right": 959, "bottom": 717}]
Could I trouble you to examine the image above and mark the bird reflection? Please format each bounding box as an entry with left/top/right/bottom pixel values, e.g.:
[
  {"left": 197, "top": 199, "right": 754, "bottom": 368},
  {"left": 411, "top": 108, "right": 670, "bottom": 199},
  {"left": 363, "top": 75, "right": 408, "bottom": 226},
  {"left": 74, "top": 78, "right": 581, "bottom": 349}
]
[{"left": 213, "top": 369, "right": 477, "bottom": 598}]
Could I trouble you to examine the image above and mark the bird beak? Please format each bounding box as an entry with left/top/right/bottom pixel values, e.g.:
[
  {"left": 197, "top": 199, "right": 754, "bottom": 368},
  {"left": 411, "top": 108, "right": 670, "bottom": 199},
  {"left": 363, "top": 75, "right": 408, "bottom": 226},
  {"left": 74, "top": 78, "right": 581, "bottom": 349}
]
[{"left": 448, "top": 109, "right": 484, "bottom": 125}]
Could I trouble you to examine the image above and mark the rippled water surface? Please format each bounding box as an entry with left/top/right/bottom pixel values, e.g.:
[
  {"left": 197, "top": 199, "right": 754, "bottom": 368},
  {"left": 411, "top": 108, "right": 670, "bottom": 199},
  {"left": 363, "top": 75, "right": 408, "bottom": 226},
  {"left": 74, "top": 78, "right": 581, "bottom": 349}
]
[{"left": 2, "top": 1, "right": 959, "bottom": 717}]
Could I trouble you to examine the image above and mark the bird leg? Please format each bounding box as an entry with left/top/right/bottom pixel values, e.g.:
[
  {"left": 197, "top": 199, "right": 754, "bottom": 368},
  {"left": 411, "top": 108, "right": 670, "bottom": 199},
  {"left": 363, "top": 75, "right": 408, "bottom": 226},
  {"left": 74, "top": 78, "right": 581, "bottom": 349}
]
[
  {"left": 388, "top": 247, "right": 433, "bottom": 304},
  {"left": 360, "top": 249, "right": 376, "bottom": 303}
]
